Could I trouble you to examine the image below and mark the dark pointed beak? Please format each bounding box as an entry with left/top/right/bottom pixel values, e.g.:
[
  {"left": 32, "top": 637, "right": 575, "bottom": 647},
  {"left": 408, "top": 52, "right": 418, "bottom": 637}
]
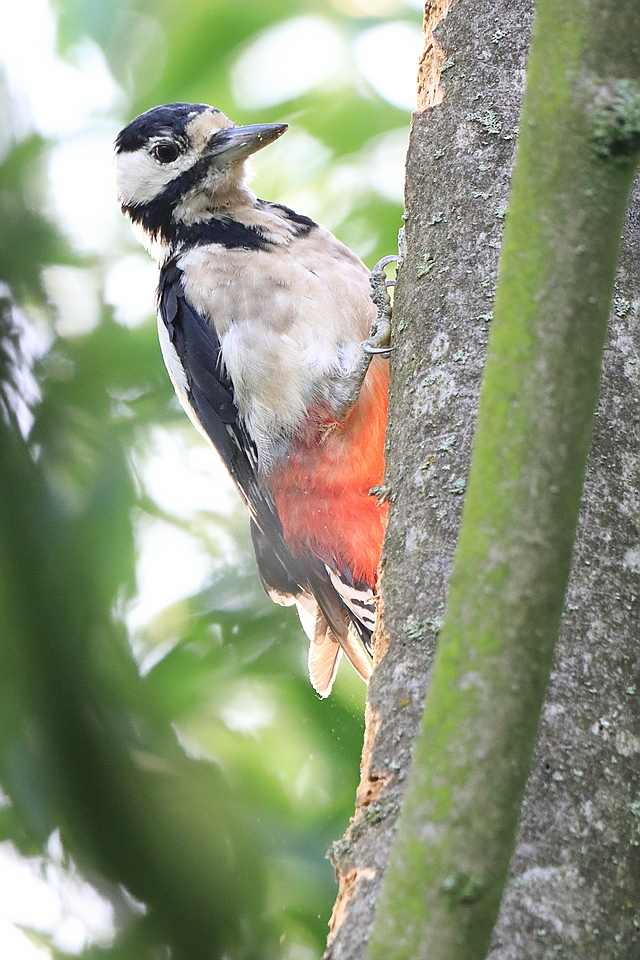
[{"left": 207, "top": 122, "right": 288, "bottom": 164}]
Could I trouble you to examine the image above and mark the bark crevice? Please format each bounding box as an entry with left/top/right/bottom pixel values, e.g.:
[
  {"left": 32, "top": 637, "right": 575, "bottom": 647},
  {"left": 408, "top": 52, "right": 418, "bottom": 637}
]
[{"left": 417, "top": 0, "right": 453, "bottom": 110}]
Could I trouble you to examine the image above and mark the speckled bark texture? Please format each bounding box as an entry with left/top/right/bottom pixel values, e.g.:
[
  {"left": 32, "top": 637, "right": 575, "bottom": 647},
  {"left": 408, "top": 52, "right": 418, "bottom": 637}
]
[
  {"left": 325, "top": 2, "right": 534, "bottom": 957},
  {"left": 488, "top": 175, "right": 640, "bottom": 960},
  {"left": 324, "top": 1, "right": 640, "bottom": 958}
]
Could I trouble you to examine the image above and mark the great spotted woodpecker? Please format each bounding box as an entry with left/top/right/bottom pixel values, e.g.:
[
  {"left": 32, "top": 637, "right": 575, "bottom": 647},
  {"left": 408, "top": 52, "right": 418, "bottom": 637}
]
[{"left": 114, "top": 103, "right": 394, "bottom": 696}]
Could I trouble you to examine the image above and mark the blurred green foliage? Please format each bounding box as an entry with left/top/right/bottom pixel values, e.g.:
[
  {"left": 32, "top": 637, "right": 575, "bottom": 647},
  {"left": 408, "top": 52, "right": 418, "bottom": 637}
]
[{"left": 0, "top": 0, "right": 412, "bottom": 956}]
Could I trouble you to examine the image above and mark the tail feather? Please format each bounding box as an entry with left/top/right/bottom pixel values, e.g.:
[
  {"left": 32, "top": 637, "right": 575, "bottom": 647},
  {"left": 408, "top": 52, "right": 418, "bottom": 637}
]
[
  {"left": 308, "top": 613, "right": 342, "bottom": 698},
  {"left": 343, "top": 622, "right": 374, "bottom": 683},
  {"left": 297, "top": 595, "right": 372, "bottom": 696},
  {"left": 251, "top": 517, "right": 375, "bottom": 696}
]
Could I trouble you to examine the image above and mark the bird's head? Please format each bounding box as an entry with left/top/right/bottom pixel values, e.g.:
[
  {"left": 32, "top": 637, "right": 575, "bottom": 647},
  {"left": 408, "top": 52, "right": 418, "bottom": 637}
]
[{"left": 114, "top": 103, "right": 287, "bottom": 253}]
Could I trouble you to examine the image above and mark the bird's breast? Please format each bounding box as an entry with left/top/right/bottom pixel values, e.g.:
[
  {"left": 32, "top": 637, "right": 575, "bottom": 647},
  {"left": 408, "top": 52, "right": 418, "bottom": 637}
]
[{"left": 177, "top": 230, "right": 378, "bottom": 469}]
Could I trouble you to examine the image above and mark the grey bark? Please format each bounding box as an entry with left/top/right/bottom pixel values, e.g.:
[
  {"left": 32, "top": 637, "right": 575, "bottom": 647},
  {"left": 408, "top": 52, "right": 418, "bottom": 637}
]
[
  {"left": 325, "top": 1, "right": 640, "bottom": 957},
  {"left": 489, "top": 175, "right": 640, "bottom": 960}
]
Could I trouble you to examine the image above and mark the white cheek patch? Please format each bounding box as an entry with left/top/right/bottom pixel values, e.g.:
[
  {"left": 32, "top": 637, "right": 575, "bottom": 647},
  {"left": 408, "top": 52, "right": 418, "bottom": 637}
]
[{"left": 114, "top": 149, "right": 199, "bottom": 207}]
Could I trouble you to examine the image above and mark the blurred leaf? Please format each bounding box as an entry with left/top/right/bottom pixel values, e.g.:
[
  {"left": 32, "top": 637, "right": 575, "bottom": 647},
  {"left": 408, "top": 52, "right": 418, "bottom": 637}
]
[
  {"left": 0, "top": 0, "right": 409, "bottom": 954},
  {"left": 0, "top": 136, "right": 72, "bottom": 301}
]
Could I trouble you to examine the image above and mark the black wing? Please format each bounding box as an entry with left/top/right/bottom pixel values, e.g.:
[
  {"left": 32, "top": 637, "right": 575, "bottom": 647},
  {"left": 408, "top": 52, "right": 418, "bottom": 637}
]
[{"left": 157, "top": 262, "right": 372, "bottom": 653}]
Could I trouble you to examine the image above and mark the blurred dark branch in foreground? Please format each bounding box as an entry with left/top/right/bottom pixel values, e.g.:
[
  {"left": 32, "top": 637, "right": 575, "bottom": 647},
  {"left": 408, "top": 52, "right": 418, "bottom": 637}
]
[{"left": 0, "top": 290, "right": 270, "bottom": 960}]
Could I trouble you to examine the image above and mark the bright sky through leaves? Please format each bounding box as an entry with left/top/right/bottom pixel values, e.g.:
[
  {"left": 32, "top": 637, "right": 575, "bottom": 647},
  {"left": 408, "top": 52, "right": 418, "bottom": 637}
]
[{"left": 0, "top": 0, "right": 417, "bottom": 953}]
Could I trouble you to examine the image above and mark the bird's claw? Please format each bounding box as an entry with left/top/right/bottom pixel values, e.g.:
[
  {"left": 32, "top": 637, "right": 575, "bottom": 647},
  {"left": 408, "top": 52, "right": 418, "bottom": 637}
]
[
  {"left": 363, "top": 255, "right": 399, "bottom": 359},
  {"left": 362, "top": 338, "right": 394, "bottom": 356}
]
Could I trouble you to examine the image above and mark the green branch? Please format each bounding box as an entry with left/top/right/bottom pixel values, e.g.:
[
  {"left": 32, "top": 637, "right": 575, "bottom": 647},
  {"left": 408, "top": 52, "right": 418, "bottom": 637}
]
[{"left": 367, "top": 2, "right": 640, "bottom": 958}]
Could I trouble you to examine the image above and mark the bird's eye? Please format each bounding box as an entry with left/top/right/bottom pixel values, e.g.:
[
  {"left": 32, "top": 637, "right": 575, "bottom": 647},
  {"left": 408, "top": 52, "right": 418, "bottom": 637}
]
[{"left": 152, "top": 141, "right": 179, "bottom": 164}]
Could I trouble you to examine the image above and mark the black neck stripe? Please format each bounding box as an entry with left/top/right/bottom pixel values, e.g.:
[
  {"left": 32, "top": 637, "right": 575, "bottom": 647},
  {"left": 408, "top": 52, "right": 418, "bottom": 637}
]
[
  {"left": 263, "top": 201, "right": 317, "bottom": 234},
  {"left": 123, "top": 199, "right": 275, "bottom": 250},
  {"left": 122, "top": 155, "right": 218, "bottom": 241},
  {"left": 123, "top": 179, "right": 318, "bottom": 250},
  {"left": 175, "top": 218, "right": 274, "bottom": 250}
]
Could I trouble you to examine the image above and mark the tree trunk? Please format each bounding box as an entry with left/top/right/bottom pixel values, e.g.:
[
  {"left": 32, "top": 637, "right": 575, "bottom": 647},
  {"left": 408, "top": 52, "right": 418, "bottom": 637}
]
[
  {"left": 325, "top": 1, "right": 640, "bottom": 957},
  {"left": 489, "top": 170, "right": 640, "bottom": 960}
]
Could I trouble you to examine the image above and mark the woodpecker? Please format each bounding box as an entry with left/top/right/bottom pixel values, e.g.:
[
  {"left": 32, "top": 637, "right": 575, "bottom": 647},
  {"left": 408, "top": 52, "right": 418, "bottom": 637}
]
[{"left": 114, "top": 103, "right": 394, "bottom": 696}]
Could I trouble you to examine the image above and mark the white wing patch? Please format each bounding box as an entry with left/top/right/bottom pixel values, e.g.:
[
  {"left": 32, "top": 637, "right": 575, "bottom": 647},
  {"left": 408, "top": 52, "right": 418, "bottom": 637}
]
[
  {"left": 156, "top": 312, "right": 212, "bottom": 444},
  {"left": 157, "top": 312, "right": 188, "bottom": 397}
]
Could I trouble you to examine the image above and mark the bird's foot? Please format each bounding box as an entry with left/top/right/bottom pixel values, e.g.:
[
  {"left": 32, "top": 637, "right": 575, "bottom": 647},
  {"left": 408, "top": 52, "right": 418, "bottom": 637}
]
[
  {"left": 363, "top": 255, "right": 399, "bottom": 358},
  {"left": 337, "top": 256, "right": 399, "bottom": 417}
]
